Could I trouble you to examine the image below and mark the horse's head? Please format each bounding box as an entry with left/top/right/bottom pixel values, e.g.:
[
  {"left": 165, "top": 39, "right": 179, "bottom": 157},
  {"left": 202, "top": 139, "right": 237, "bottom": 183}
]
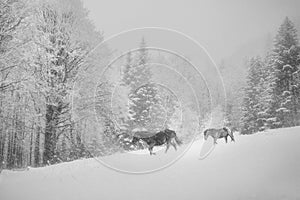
[
  {"left": 223, "top": 127, "right": 235, "bottom": 142},
  {"left": 163, "top": 129, "right": 182, "bottom": 146}
]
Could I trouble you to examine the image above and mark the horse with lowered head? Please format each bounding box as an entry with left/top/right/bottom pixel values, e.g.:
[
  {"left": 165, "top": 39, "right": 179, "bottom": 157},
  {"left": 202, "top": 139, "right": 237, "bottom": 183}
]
[
  {"left": 203, "top": 127, "right": 235, "bottom": 144},
  {"left": 132, "top": 128, "right": 182, "bottom": 155}
]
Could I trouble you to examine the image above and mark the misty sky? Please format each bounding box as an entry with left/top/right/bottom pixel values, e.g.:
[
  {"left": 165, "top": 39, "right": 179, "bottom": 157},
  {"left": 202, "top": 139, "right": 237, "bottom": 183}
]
[{"left": 82, "top": 0, "right": 300, "bottom": 63}]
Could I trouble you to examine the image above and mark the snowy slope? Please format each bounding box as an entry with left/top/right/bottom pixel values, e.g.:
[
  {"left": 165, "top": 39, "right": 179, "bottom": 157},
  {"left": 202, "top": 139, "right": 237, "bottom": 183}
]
[{"left": 1, "top": 127, "right": 300, "bottom": 200}]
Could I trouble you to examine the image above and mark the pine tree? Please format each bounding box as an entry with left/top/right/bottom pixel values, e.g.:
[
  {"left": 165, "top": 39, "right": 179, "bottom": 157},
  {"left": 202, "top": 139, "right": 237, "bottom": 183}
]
[
  {"left": 122, "top": 38, "right": 151, "bottom": 90},
  {"left": 269, "top": 17, "right": 300, "bottom": 128},
  {"left": 94, "top": 81, "right": 121, "bottom": 155},
  {"left": 134, "top": 37, "right": 151, "bottom": 88},
  {"left": 122, "top": 38, "right": 164, "bottom": 132},
  {"left": 261, "top": 53, "right": 280, "bottom": 128},
  {"left": 122, "top": 51, "right": 134, "bottom": 86},
  {"left": 129, "top": 83, "right": 161, "bottom": 130},
  {"left": 241, "top": 57, "right": 265, "bottom": 134},
  {"left": 255, "top": 54, "right": 276, "bottom": 130},
  {"left": 241, "top": 17, "right": 300, "bottom": 134}
]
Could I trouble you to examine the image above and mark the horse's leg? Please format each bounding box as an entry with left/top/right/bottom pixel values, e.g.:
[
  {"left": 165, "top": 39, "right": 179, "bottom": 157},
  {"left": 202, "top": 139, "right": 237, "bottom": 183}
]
[
  {"left": 213, "top": 137, "right": 218, "bottom": 144},
  {"left": 149, "top": 146, "right": 155, "bottom": 155},
  {"left": 149, "top": 150, "right": 154, "bottom": 155},
  {"left": 165, "top": 141, "right": 170, "bottom": 153},
  {"left": 229, "top": 133, "right": 235, "bottom": 142},
  {"left": 231, "top": 135, "right": 235, "bottom": 142},
  {"left": 171, "top": 140, "right": 177, "bottom": 151},
  {"left": 225, "top": 136, "right": 228, "bottom": 143},
  {"left": 149, "top": 142, "right": 156, "bottom": 155}
]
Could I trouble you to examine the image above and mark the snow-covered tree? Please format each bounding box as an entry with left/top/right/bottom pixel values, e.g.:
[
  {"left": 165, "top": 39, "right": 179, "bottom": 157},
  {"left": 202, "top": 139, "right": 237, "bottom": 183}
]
[
  {"left": 210, "top": 58, "right": 246, "bottom": 132},
  {"left": 93, "top": 81, "right": 124, "bottom": 154},
  {"left": 241, "top": 57, "right": 266, "bottom": 134},
  {"left": 129, "top": 83, "right": 162, "bottom": 131},
  {"left": 122, "top": 38, "right": 151, "bottom": 91},
  {"left": 269, "top": 17, "right": 300, "bottom": 128},
  {"left": 122, "top": 51, "right": 134, "bottom": 86},
  {"left": 30, "top": 0, "right": 104, "bottom": 164},
  {"left": 259, "top": 53, "right": 280, "bottom": 129},
  {"left": 0, "top": 0, "right": 32, "bottom": 169},
  {"left": 241, "top": 17, "right": 300, "bottom": 134},
  {"left": 122, "top": 38, "right": 166, "bottom": 132}
]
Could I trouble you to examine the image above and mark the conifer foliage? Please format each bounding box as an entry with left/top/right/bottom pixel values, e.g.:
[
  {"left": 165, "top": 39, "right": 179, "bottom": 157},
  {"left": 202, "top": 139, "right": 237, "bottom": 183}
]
[
  {"left": 122, "top": 38, "right": 166, "bottom": 132},
  {"left": 241, "top": 57, "right": 266, "bottom": 134},
  {"left": 241, "top": 17, "right": 300, "bottom": 134}
]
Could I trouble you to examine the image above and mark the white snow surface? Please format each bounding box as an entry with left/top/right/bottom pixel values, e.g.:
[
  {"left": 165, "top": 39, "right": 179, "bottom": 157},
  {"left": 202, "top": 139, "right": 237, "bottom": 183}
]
[{"left": 1, "top": 127, "right": 300, "bottom": 200}]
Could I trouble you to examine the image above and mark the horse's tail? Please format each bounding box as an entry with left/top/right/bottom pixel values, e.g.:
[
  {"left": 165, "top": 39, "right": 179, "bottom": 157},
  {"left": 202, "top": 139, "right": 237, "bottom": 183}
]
[
  {"left": 223, "top": 127, "right": 235, "bottom": 142},
  {"left": 203, "top": 129, "right": 209, "bottom": 140}
]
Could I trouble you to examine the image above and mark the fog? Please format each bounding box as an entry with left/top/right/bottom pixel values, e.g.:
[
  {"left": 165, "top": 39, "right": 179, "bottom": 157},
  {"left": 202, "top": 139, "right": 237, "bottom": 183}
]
[{"left": 82, "top": 0, "right": 300, "bottom": 63}]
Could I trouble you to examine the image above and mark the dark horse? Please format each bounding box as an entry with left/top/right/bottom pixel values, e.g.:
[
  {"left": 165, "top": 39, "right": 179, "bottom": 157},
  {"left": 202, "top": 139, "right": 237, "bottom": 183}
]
[
  {"left": 203, "top": 127, "right": 235, "bottom": 144},
  {"left": 132, "top": 129, "right": 182, "bottom": 155}
]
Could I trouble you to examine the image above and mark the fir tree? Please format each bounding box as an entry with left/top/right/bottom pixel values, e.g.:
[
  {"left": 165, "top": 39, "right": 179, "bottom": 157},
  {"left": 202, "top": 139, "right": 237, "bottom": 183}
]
[
  {"left": 261, "top": 53, "right": 280, "bottom": 128},
  {"left": 129, "top": 84, "right": 161, "bottom": 130},
  {"left": 269, "top": 17, "right": 300, "bottom": 127},
  {"left": 122, "top": 38, "right": 164, "bottom": 132},
  {"left": 241, "top": 57, "right": 265, "bottom": 134},
  {"left": 122, "top": 37, "right": 151, "bottom": 91},
  {"left": 122, "top": 51, "right": 134, "bottom": 86}
]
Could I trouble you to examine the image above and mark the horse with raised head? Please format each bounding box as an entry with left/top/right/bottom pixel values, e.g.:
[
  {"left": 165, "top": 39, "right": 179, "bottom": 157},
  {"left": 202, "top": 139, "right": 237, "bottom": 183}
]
[{"left": 203, "top": 127, "right": 235, "bottom": 144}]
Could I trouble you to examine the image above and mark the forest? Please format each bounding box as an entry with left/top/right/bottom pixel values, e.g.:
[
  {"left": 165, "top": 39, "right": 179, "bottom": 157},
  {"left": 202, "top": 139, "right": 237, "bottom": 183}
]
[{"left": 0, "top": 0, "right": 300, "bottom": 171}]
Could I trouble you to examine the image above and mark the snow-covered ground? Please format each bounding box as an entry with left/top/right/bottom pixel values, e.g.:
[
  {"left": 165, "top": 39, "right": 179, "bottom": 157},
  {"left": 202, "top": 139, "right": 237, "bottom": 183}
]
[{"left": 1, "top": 127, "right": 300, "bottom": 200}]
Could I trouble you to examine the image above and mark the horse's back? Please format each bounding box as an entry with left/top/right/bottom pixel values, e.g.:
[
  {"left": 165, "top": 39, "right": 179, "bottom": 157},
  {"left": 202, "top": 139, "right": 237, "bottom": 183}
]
[
  {"left": 134, "top": 131, "right": 153, "bottom": 138},
  {"left": 205, "top": 128, "right": 218, "bottom": 134},
  {"left": 133, "top": 129, "right": 178, "bottom": 147},
  {"left": 205, "top": 128, "right": 226, "bottom": 138},
  {"left": 138, "top": 131, "right": 166, "bottom": 146}
]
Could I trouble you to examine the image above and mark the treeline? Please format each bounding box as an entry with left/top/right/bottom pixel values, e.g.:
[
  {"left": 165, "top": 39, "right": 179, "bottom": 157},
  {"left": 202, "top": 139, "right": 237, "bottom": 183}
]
[
  {"left": 0, "top": 0, "right": 111, "bottom": 169},
  {"left": 241, "top": 17, "right": 300, "bottom": 134}
]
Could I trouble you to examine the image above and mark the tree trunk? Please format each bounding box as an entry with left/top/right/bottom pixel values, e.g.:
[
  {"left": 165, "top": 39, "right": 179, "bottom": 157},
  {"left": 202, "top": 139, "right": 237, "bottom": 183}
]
[
  {"left": 43, "top": 104, "right": 58, "bottom": 165},
  {"left": 34, "top": 126, "right": 40, "bottom": 166}
]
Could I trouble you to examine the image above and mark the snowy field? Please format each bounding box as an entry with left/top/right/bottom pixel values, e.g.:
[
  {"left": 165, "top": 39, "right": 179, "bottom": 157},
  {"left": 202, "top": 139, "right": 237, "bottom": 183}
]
[{"left": 1, "top": 127, "right": 300, "bottom": 200}]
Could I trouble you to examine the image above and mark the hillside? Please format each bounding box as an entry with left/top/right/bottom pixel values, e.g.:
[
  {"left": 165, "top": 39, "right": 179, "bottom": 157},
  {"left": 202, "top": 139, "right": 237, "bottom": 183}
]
[{"left": 1, "top": 127, "right": 300, "bottom": 200}]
